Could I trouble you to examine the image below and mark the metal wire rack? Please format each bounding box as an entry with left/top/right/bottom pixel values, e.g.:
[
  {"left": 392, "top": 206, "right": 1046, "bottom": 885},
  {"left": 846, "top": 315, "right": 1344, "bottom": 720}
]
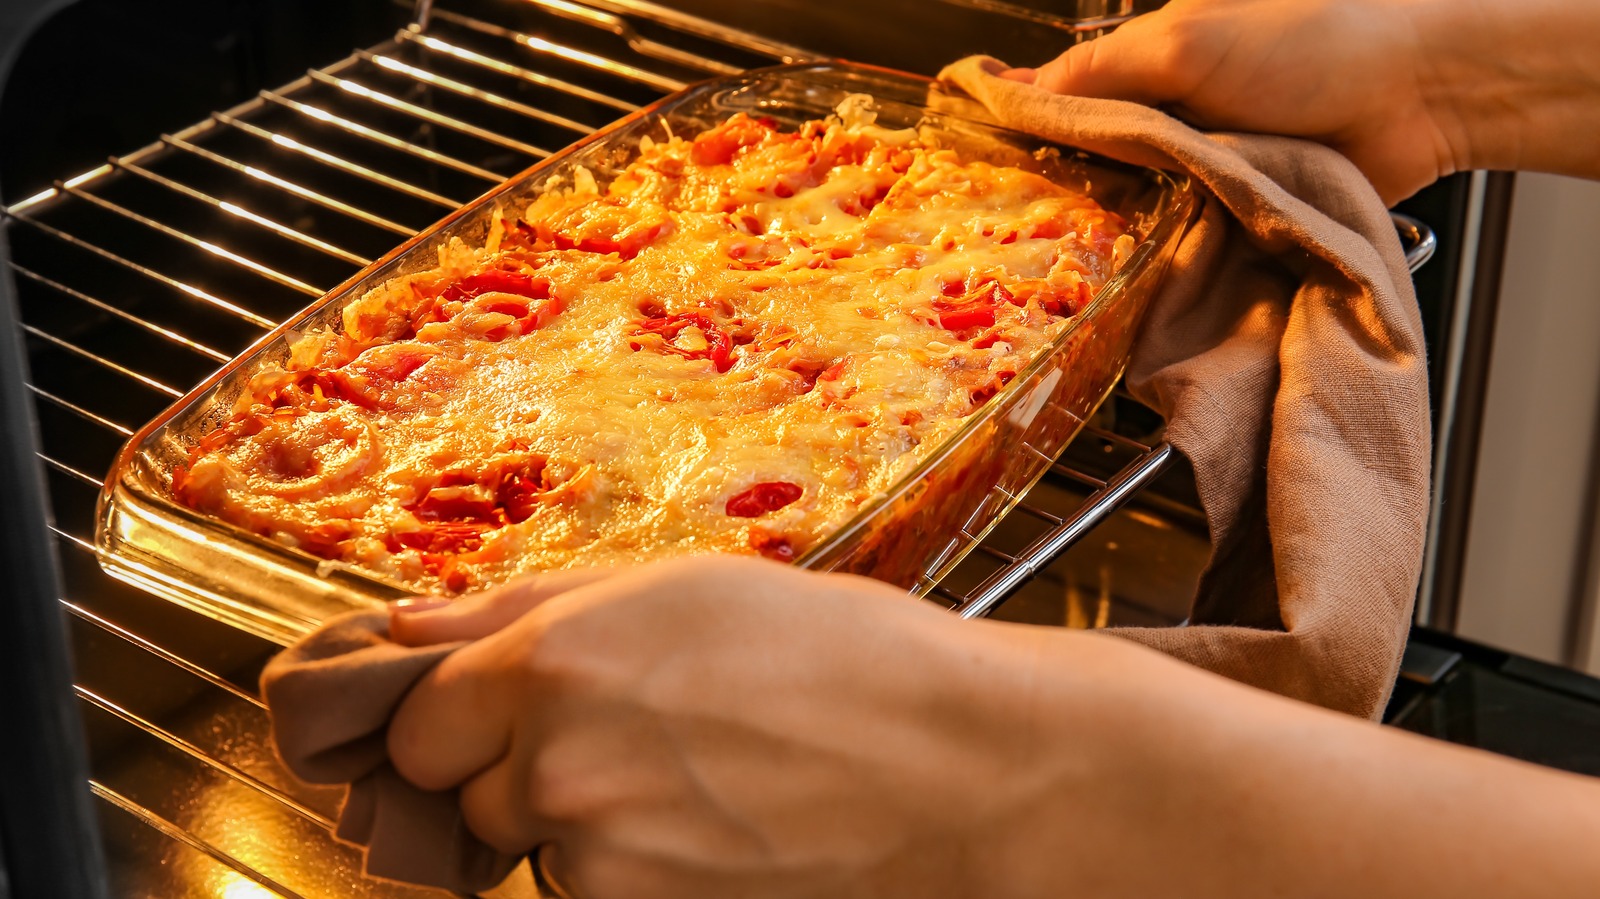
[{"left": 2, "top": 1, "right": 1421, "bottom": 894}]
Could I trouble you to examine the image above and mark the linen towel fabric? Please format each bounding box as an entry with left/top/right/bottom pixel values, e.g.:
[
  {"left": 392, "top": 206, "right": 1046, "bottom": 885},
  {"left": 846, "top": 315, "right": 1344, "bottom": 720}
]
[
  {"left": 939, "top": 56, "right": 1430, "bottom": 719},
  {"left": 261, "top": 610, "right": 523, "bottom": 891}
]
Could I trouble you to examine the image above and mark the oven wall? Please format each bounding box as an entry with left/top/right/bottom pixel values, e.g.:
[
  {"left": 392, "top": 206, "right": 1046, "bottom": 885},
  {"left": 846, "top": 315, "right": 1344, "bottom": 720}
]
[{"left": 1455, "top": 172, "right": 1600, "bottom": 672}]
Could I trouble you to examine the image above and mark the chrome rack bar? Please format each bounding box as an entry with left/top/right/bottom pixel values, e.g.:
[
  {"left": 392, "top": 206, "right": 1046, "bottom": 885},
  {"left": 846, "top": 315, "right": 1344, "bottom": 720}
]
[
  {"left": 20, "top": 323, "right": 183, "bottom": 399},
  {"left": 64, "top": 601, "right": 266, "bottom": 710},
  {"left": 1050, "top": 462, "right": 1108, "bottom": 489},
  {"left": 397, "top": 28, "right": 638, "bottom": 113},
  {"left": 160, "top": 134, "right": 417, "bottom": 237},
  {"left": 112, "top": 158, "right": 376, "bottom": 266},
  {"left": 39, "top": 453, "right": 104, "bottom": 489},
  {"left": 516, "top": 0, "right": 743, "bottom": 75},
  {"left": 974, "top": 543, "right": 1019, "bottom": 565},
  {"left": 952, "top": 442, "right": 1175, "bottom": 619},
  {"left": 56, "top": 183, "right": 326, "bottom": 297},
  {"left": 306, "top": 66, "right": 552, "bottom": 160},
  {"left": 213, "top": 112, "right": 461, "bottom": 210},
  {"left": 428, "top": 7, "right": 685, "bottom": 92},
  {"left": 359, "top": 48, "right": 593, "bottom": 136},
  {"left": 77, "top": 687, "right": 332, "bottom": 829},
  {"left": 28, "top": 385, "right": 135, "bottom": 437},
  {"left": 9, "top": 263, "right": 230, "bottom": 362},
  {"left": 554, "top": 0, "right": 813, "bottom": 63},
  {"left": 4, "top": 211, "right": 278, "bottom": 328},
  {"left": 1010, "top": 499, "right": 1064, "bottom": 526},
  {"left": 90, "top": 781, "right": 309, "bottom": 899},
  {"left": 258, "top": 88, "right": 505, "bottom": 184}
]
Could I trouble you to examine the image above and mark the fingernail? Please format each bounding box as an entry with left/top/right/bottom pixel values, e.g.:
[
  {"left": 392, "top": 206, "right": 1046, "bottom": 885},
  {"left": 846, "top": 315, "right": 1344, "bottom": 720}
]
[
  {"left": 393, "top": 597, "right": 451, "bottom": 614},
  {"left": 998, "top": 67, "right": 1037, "bottom": 84}
]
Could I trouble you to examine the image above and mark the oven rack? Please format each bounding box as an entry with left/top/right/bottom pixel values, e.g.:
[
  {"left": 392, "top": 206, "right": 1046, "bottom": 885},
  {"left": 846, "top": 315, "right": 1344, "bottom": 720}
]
[
  {"left": 1, "top": 2, "right": 1410, "bottom": 895},
  {"left": 7, "top": 3, "right": 1155, "bottom": 895}
]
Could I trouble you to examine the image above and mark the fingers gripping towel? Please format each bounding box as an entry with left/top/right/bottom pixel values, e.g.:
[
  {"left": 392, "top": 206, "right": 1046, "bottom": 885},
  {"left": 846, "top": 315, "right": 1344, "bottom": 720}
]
[
  {"left": 939, "top": 56, "right": 1431, "bottom": 719},
  {"left": 261, "top": 610, "right": 524, "bottom": 892}
]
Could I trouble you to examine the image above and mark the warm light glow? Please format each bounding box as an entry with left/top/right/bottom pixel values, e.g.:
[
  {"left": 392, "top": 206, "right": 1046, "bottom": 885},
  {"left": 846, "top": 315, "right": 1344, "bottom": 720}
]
[{"left": 216, "top": 871, "right": 279, "bottom": 899}]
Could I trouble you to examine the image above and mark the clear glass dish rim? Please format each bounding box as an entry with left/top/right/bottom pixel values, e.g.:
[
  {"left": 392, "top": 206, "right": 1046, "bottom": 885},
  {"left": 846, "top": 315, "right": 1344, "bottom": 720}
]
[{"left": 95, "top": 59, "right": 1198, "bottom": 608}]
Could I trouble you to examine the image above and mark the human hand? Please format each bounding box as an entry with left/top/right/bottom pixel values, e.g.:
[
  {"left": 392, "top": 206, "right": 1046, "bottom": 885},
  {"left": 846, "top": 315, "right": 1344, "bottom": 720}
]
[
  {"left": 1001, "top": 0, "right": 1453, "bottom": 203},
  {"left": 1001, "top": 0, "right": 1600, "bottom": 204},
  {"left": 386, "top": 556, "right": 1045, "bottom": 899},
  {"left": 383, "top": 554, "right": 1600, "bottom": 899}
]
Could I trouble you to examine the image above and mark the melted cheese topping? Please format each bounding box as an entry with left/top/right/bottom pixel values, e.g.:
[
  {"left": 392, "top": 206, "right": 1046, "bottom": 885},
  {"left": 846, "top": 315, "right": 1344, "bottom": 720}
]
[{"left": 175, "top": 111, "right": 1134, "bottom": 593}]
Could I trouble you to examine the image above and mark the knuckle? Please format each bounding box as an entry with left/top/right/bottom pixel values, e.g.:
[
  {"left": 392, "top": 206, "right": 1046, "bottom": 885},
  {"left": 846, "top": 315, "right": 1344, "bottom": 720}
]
[
  {"left": 518, "top": 615, "right": 594, "bottom": 686},
  {"left": 528, "top": 743, "right": 608, "bottom": 823},
  {"left": 461, "top": 774, "right": 533, "bottom": 855},
  {"left": 1146, "top": 20, "right": 1214, "bottom": 89},
  {"left": 386, "top": 705, "right": 439, "bottom": 788}
]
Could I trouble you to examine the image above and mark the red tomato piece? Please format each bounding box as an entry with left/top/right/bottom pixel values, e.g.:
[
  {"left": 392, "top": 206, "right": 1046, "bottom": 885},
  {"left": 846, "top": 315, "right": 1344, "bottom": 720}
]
[
  {"left": 441, "top": 271, "right": 551, "bottom": 304},
  {"left": 726, "top": 481, "right": 803, "bottom": 518},
  {"left": 1041, "top": 281, "right": 1094, "bottom": 318},
  {"left": 495, "top": 459, "right": 550, "bottom": 525},
  {"left": 298, "top": 370, "right": 382, "bottom": 410},
  {"left": 630, "top": 312, "right": 736, "bottom": 373},
  {"left": 690, "top": 114, "right": 778, "bottom": 166},
  {"left": 933, "top": 280, "right": 1019, "bottom": 332},
  {"left": 397, "top": 521, "right": 490, "bottom": 555},
  {"left": 355, "top": 348, "right": 434, "bottom": 382},
  {"left": 298, "top": 521, "right": 353, "bottom": 559},
  {"left": 414, "top": 486, "right": 499, "bottom": 524},
  {"left": 748, "top": 530, "right": 796, "bottom": 562},
  {"left": 553, "top": 233, "right": 623, "bottom": 255},
  {"left": 934, "top": 304, "right": 996, "bottom": 331}
]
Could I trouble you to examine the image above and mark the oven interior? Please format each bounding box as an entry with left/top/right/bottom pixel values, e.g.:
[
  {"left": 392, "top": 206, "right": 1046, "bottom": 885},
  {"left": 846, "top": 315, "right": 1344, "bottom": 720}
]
[{"left": 2, "top": 2, "right": 1583, "bottom": 897}]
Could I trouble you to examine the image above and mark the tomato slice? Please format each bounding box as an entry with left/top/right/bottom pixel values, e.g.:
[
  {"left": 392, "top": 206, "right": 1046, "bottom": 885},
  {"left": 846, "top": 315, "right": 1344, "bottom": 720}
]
[
  {"left": 395, "top": 521, "right": 491, "bottom": 555},
  {"left": 726, "top": 481, "right": 803, "bottom": 518},
  {"left": 690, "top": 114, "right": 778, "bottom": 166},
  {"left": 749, "top": 530, "right": 796, "bottom": 562},
  {"left": 629, "top": 312, "right": 736, "bottom": 373},
  {"left": 933, "top": 280, "right": 1017, "bottom": 332},
  {"left": 441, "top": 271, "right": 551, "bottom": 304},
  {"left": 934, "top": 305, "right": 996, "bottom": 331},
  {"left": 495, "top": 459, "right": 551, "bottom": 525},
  {"left": 414, "top": 485, "right": 499, "bottom": 524}
]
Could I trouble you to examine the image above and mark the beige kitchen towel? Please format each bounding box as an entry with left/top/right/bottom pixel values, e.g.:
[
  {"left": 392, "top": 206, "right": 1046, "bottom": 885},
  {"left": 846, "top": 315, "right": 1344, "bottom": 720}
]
[
  {"left": 261, "top": 610, "right": 522, "bottom": 891},
  {"left": 940, "top": 56, "right": 1431, "bottom": 718}
]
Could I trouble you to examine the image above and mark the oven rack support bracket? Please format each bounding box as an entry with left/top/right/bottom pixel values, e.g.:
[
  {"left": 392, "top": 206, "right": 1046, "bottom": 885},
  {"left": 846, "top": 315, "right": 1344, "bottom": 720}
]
[{"left": 950, "top": 439, "right": 1175, "bottom": 619}]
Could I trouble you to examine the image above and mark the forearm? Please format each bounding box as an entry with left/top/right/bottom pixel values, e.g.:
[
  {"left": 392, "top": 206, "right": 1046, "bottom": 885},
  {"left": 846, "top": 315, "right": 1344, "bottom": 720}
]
[
  {"left": 1408, "top": 0, "right": 1600, "bottom": 180},
  {"left": 961, "top": 624, "right": 1600, "bottom": 898}
]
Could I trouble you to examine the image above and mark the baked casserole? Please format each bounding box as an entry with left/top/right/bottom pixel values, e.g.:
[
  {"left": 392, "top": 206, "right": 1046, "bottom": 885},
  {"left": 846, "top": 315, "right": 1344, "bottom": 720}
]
[{"left": 169, "top": 102, "right": 1136, "bottom": 594}]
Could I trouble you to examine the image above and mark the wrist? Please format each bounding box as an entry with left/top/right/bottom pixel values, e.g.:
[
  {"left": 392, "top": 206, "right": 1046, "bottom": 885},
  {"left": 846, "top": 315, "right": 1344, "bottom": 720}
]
[
  {"left": 1403, "top": 0, "right": 1600, "bottom": 179},
  {"left": 940, "top": 626, "right": 1147, "bottom": 899}
]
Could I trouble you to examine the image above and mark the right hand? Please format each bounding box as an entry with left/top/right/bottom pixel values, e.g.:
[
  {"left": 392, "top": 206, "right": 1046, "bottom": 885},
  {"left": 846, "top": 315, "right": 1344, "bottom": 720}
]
[{"left": 1001, "top": 0, "right": 1465, "bottom": 203}]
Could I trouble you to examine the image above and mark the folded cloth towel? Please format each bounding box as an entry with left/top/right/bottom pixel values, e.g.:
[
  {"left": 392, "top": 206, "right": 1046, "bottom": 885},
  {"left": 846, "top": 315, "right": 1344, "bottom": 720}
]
[
  {"left": 261, "top": 610, "right": 523, "bottom": 891},
  {"left": 261, "top": 59, "right": 1433, "bottom": 892},
  {"left": 938, "top": 56, "right": 1431, "bottom": 719}
]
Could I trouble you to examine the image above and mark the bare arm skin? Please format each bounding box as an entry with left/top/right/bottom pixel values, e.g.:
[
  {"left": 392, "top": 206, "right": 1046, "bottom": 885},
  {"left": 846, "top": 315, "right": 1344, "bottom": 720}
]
[
  {"left": 387, "top": 557, "right": 1600, "bottom": 899},
  {"left": 1002, "top": 0, "right": 1600, "bottom": 203}
]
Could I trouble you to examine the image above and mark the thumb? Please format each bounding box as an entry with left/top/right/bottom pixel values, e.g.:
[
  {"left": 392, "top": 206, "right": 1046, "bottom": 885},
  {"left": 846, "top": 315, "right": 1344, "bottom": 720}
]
[{"left": 390, "top": 567, "right": 619, "bottom": 646}]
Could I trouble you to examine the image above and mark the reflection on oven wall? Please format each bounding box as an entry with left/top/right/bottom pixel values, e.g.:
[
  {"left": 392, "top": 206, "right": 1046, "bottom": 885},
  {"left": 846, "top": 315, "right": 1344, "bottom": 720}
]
[{"left": 1454, "top": 173, "right": 1600, "bottom": 673}]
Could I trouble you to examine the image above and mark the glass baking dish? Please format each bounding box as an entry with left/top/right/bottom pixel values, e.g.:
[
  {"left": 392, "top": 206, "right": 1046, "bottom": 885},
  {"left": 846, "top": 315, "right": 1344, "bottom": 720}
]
[{"left": 96, "top": 61, "right": 1197, "bottom": 645}]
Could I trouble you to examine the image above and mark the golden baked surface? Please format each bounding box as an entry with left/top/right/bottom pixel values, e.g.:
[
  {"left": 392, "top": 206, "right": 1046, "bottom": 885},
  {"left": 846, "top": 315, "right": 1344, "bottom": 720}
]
[{"left": 174, "top": 111, "right": 1134, "bottom": 593}]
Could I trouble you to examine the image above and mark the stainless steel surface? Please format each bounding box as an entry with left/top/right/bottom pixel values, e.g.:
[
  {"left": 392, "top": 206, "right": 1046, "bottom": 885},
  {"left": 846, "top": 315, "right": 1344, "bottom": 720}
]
[
  {"left": 7, "top": 1, "right": 1193, "bottom": 894},
  {"left": 1394, "top": 211, "right": 1437, "bottom": 274},
  {"left": 951, "top": 437, "right": 1174, "bottom": 619}
]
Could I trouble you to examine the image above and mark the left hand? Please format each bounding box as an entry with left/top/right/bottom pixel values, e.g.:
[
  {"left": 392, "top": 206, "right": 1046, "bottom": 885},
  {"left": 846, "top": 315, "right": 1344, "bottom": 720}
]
[{"left": 386, "top": 556, "right": 1044, "bottom": 899}]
